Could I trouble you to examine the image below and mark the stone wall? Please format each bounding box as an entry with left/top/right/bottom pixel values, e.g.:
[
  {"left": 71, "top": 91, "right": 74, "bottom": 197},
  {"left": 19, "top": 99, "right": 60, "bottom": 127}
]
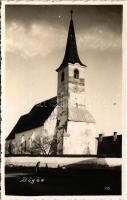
[
  {"left": 56, "top": 67, "right": 68, "bottom": 154},
  {"left": 56, "top": 63, "right": 97, "bottom": 155},
  {"left": 68, "top": 63, "right": 86, "bottom": 110}
]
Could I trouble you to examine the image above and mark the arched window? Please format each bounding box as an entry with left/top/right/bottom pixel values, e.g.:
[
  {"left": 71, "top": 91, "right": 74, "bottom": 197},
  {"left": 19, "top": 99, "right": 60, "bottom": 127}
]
[
  {"left": 24, "top": 141, "right": 27, "bottom": 152},
  {"left": 29, "top": 137, "right": 32, "bottom": 148},
  {"left": 31, "top": 132, "right": 35, "bottom": 141},
  {"left": 74, "top": 69, "right": 79, "bottom": 79},
  {"left": 61, "top": 71, "right": 64, "bottom": 82},
  {"left": 21, "top": 135, "right": 25, "bottom": 144},
  {"left": 21, "top": 135, "right": 26, "bottom": 153}
]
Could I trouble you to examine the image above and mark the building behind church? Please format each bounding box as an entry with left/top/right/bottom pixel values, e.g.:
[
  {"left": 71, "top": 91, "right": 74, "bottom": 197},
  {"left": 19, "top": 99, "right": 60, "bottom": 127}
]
[{"left": 5, "top": 11, "right": 122, "bottom": 157}]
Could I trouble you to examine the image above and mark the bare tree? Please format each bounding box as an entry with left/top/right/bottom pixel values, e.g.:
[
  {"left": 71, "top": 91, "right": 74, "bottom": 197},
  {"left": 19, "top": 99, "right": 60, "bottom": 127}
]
[{"left": 31, "top": 135, "right": 53, "bottom": 155}]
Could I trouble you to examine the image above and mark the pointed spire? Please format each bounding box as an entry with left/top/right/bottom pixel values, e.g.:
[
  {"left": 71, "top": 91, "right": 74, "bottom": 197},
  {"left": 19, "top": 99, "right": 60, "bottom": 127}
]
[
  {"left": 70, "top": 9, "right": 73, "bottom": 20},
  {"left": 56, "top": 10, "right": 86, "bottom": 72}
]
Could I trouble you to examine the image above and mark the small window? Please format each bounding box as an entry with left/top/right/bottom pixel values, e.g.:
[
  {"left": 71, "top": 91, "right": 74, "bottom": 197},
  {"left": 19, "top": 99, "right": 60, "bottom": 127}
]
[
  {"left": 24, "top": 141, "right": 27, "bottom": 152},
  {"left": 31, "top": 132, "right": 35, "bottom": 141},
  {"left": 21, "top": 135, "right": 25, "bottom": 143},
  {"left": 74, "top": 69, "right": 79, "bottom": 79},
  {"left": 57, "top": 120, "right": 60, "bottom": 126},
  {"left": 61, "top": 71, "right": 64, "bottom": 82}
]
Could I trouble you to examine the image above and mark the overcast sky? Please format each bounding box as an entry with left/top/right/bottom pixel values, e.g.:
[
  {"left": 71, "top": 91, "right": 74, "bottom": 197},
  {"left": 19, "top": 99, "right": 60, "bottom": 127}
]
[{"left": 5, "top": 5, "right": 122, "bottom": 137}]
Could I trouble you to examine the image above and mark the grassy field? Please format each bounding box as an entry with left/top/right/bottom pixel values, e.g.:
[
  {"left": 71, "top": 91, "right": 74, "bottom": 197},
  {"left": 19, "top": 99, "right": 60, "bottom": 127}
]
[{"left": 5, "top": 165, "right": 121, "bottom": 196}]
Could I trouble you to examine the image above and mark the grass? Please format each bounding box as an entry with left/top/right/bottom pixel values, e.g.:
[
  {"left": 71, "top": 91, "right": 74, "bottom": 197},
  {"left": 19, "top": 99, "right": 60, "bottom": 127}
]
[{"left": 5, "top": 165, "right": 121, "bottom": 196}]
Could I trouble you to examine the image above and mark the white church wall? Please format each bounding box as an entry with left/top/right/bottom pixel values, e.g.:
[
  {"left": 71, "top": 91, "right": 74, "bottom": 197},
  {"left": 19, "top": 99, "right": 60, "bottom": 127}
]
[
  {"left": 14, "top": 127, "right": 42, "bottom": 154},
  {"left": 8, "top": 107, "right": 57, "bottom": 154},
  {"left": 43, "top": 107, "right": 57, "bottom": 138},
  {"left": 63, "top": 121, "right": 97, "bottom": 155},
  {"left": 5, "top": 139, "right": 15, "bottom": 154}
]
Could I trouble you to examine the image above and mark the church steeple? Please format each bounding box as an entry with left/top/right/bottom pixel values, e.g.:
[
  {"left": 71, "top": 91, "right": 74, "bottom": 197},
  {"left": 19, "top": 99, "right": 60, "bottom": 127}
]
[{"left": 56, "top": 10, "right": 86, "bottom": 72}]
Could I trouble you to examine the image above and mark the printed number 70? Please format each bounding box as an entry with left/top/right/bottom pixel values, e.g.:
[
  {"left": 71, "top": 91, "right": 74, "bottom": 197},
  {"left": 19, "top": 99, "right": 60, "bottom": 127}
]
[{"left": 104, "top": 186, "right": 110, "bottom": 190}]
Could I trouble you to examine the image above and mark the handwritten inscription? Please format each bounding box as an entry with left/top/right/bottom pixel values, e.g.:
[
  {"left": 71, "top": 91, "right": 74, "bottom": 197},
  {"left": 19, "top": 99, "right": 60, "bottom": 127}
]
[{"left": 20, "top": 176, "right": 44, "bottom": 184}]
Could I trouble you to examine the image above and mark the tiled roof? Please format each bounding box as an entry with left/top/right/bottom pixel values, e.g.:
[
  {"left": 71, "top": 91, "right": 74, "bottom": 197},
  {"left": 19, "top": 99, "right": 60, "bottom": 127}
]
[
  {"left": 6, "top": 96, "right": 57, "bottom": 140},
  {"left": 68, "top": 107, "right": 95, "bottom": 123}
]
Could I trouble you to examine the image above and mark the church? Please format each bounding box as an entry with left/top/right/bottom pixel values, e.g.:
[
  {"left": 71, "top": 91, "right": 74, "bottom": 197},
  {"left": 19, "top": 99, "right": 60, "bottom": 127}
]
[{"left": 5, "top": 11, "right": 97, "bottom": 155}]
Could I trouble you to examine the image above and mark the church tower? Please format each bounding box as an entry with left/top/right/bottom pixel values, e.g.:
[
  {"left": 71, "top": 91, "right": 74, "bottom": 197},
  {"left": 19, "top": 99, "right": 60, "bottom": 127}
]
[{"left": 56, "top": 10, "right": 96, "bottom": 155}]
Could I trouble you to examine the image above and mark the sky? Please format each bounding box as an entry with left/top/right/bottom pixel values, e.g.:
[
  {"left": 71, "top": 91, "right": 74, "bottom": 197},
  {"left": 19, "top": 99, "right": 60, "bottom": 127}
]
[{"left": 5, "top": 5, "right": 122, "bottom": 138}]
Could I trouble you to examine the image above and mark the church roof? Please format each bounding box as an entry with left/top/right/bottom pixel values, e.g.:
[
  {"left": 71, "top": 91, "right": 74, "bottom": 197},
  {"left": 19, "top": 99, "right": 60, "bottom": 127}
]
[
  {"left": 6, "top": 97, "right": 95, "bottom": 141},
  {"left": 6, "top": 96, "right": 57, "bottom": 140},
  {"left": 56, "top": 10, "right": 86, "bottom": 72},
  {"left": 69, "top": 107, "right": 95, "bottom": 123}
]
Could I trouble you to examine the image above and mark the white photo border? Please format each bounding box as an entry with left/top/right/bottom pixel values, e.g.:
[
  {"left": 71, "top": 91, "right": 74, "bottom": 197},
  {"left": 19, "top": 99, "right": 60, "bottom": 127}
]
[{"left": 1, "top": 0, "right": 127, "bottom": 200}]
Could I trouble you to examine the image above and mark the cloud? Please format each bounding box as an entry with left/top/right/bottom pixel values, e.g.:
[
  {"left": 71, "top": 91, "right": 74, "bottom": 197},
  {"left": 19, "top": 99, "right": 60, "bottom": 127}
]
[
  {"left": 77, "top": 25, "right": 121, "bottom": 51},
  {"left": 6, "top": 20, "right": 121, "bottom": 59},
  {"left": 6, "top": 21, "right": 66, "bottom": 58}
]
